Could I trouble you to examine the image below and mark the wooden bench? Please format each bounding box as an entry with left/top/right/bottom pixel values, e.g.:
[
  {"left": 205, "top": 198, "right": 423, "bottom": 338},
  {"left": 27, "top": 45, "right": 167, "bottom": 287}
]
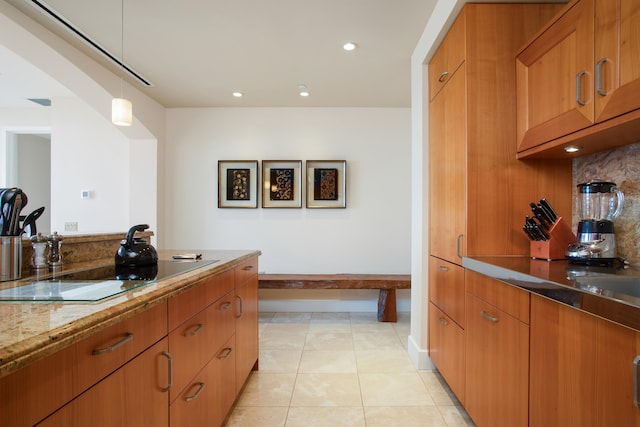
[{"left": 258, "top": 274, "right": 411, "bottom": 322}]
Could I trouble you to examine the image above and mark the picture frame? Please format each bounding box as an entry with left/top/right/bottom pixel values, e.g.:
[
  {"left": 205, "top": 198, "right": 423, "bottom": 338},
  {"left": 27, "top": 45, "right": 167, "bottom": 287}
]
[
  {"left": 218, "top": 160, "right": 258, "bottom": 208},
  {"left": 306, "top": 160, "right": 347, "bottom": 208},
  {"left": 262, "top": 160, "right": 303, "bottom": 208}
]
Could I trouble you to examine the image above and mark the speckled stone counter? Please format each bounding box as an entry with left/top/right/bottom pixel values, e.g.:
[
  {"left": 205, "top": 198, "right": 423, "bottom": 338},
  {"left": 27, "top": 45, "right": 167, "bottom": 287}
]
[
  {"left": 0, "top": 249, "right": 260, "bottom": 379},
  {"left": 463, "top": 256, "right": 640, "bottom": 331}
]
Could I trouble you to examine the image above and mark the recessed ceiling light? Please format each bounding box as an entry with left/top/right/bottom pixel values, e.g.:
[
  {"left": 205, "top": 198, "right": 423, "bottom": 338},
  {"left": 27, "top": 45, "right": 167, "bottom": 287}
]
[
  {"left": 343, "top": 42, "right": 358, "bottom": 51},
  {"left": 232, "top": 92, "right": 243, "bottom": 98},
  {"left": 564, "top": 145, "right": 582, "bottom": 153},
  {"left": 297, "top": 84, "right": 310, "bottom": 97}
]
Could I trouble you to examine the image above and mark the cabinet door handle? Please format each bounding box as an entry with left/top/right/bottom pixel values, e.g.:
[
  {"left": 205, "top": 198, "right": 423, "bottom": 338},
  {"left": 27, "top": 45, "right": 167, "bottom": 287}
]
[
  {"left": 218, "top": 347, "right": 233, "bottom": 360},
  {"left": 92, "top": 333, "right": 134, "bottom": 355},
  {"left": 437, "top": 316, "right": 449, "bottom": 326},
  {"left": 438, "top": 71, "right": 449, "bottom": 82},
  {"left": 634, "top": 355, "right": 640, "bottom": 407},
  {"left": 160, "top": 351, "right": 173, "bottom": 392},
  {"left": 184, "top": 323, "right": 204, "bottom": 337},
  {"left": 184, "top": 382, "right": 206, "bottom": 402},
  {"left": 242, "top": 265, "right": 254, "bottom": 271},
  {"left": 456, "top": 234, "right": 464, "bottom": 258},
  {"left": 575, "top": 70, "right": 587, "bottom": 106},
  {"left": 480, "top": 310, "right": 499, "bottom": 322},
  {"left": 595, "top": 58, "right": 608, "bottom": 97},
  {"left": 236, "top": 295, "right": 243, "bottom": 318},
  {"left": 219, "top": 301, "right": 232, "bottom": 311},
  {"left": 438, "top": 265, "right": 449, "bottom": 272}
]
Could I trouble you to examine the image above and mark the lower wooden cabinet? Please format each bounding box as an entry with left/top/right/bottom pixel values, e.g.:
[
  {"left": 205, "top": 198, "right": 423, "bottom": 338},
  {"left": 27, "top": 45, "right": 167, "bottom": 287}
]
[
  {"left": 530, "top": 294, "right": 640, "bottom": 427},
  {"left": 465, "top": 271, "right": 530, "bottom": 427},
  {"left": 38, "top": 338, "right": 170, "bottom": 426},
  {"left": 428, "top": 301, "right": 465, "bottom": 403},
  {"left": 235, "top": 271, "right": 259, "bottom": 394}
]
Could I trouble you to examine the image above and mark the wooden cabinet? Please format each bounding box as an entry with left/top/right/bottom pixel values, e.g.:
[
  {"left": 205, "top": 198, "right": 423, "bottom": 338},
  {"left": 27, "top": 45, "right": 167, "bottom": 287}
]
[
  {"left": 429, "top": 257, "right": 465, "bottom": 327},
  {"left": 465, "top": 271, "right": 530, "bottom": 427},
  {"left": 428, "top": 3, "right": 571, "bottom": 265},
  {"left": 428, "top": 10, "right": 465, "bottom": 101},
  {"left": 516, "top": 0, "right": 640, "bottom": 157},
  {"left": 530, "top": 294, "right": 640, "bottom": 427},
  {"left": 234, "top": 257, "right": 259, "bottom": 394},
  {"left": 38, "top": 338, "right": 170, "bottom": 427}
]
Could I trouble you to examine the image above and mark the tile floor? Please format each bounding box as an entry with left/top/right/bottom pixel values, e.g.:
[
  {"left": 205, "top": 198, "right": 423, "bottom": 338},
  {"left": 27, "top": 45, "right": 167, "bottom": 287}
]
[{"left": 223, "top": 312, "right": 475, "bottom": 427}]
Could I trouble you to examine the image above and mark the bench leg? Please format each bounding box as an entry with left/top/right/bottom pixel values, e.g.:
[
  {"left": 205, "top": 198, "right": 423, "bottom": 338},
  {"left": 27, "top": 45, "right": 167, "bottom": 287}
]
[{"left": 377, "top": 289, "right": 397, "bottom": 322}]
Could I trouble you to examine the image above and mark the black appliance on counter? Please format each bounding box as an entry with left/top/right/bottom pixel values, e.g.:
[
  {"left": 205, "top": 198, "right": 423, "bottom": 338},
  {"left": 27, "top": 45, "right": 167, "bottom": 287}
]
[{"left": 115, "top": 224, "right": 158, "bottom": 267}]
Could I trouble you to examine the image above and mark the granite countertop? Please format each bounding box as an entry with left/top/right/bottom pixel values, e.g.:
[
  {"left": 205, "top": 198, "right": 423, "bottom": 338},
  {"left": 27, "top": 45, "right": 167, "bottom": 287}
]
[
  {"left": 463, "top": 256, "right": 640, "bottom": 331},
  {"left": 0, "top": 249, "right": 260, "bottom": 379}
]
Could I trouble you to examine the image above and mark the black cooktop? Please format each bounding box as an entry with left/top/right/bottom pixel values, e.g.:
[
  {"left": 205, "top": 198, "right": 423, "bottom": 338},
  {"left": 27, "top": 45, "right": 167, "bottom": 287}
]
[{"left": 0, "top": 259, "right": 218, "bottom": 302}]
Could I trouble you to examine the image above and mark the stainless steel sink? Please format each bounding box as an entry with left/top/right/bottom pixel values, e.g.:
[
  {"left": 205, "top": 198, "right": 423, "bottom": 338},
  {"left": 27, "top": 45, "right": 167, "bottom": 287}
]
[{"left": 576, "top": 276, "right": 640, "bottom": 299}]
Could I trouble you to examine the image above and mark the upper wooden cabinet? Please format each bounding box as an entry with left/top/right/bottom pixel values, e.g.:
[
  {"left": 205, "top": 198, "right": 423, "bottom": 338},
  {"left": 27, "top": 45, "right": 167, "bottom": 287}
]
[
  {"left": 428, "top": 3, "right": 571, "bottom": 264},
  {"left": 516, "top": 0, "right": 640, "bottom": 158}
]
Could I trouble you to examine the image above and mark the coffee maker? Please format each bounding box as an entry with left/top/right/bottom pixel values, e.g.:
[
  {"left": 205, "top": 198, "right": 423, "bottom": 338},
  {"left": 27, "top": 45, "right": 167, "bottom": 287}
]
[{"left": 567, "top": 181, "right": 624, "bottom": 264}]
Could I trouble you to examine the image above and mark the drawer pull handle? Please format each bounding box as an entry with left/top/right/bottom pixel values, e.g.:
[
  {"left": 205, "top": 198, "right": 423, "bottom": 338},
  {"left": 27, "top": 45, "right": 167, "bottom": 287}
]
[
  {"left": 575, "top": 70, "right": 587, "bottom": 106},
  {"left": 437, "top": 316, "right": 449, "bottom": 326},
  {"left": 456, "top": 234, "right": 463, "bottom": 258},
  {"left": 92, "top": 333, "right": 134, "bottom": 355},
  {"left": 160, "top": 351, "right": 173, "bottom": 392},
  {"left": 634, "top": 355, "right": 640, "bottom": 407},
  {"left": 480, "top": 310, "right": 499, "bottom": 322},
  {"left": 595, "top": 57, "right": 608, "bottom": 97},
  {"left": 438, "top": 71, "right": 449, "bottom": 82},
  {"left": 242, "top": 265, "right": 254, "bottom": 271},
  {"left": 219, "top": 347, "right": 233, "bottom": 360},
  {"left": 220, "top": 301, "right": 232, "bottom": 311},
  {"left": 184, "top": 323, "right": 204, "bottom": 337},
  {"left": 438, "top": 265, "right": 449, "bottom": 272},
  {"left": 184, "top": 382, "right": 206, "bottom": 402},
  {"left": 236, "top": 295, "right": 243, "bottom": 318}
]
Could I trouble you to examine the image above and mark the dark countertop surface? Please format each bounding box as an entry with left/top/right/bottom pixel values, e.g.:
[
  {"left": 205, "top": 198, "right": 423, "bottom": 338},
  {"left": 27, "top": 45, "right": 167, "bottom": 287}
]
[{"left": 463, "top": 256, "right": 640, "bottom": 331}]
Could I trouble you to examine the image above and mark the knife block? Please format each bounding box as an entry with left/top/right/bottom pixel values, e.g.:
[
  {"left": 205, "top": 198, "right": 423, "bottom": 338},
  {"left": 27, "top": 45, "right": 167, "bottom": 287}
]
[{"left": 530, "top": 217, "right": 576, "bottom": 261}]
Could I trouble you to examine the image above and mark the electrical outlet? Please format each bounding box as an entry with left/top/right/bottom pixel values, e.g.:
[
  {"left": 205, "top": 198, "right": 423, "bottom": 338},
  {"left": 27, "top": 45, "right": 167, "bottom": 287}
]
[{"left": 64, "top": 222, "right": 78, "bottom": 232}]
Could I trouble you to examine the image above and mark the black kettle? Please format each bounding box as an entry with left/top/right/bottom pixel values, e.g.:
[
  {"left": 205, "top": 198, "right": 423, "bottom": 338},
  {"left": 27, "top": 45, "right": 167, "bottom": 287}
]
[{"left": 115, "top": 224, "right": 158, "bottom": 267}]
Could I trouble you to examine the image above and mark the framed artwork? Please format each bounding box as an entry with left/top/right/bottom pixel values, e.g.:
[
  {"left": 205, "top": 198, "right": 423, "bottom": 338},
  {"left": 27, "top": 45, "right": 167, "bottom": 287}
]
[
  {"left": 306, "top": 160, "right": 346, "bottom": 208},
  {"left": 262, "top": 160, "right": 302, "bottom": 208},
  {"left": 218, "top": 160, "right": 258, "bottom": 208}
]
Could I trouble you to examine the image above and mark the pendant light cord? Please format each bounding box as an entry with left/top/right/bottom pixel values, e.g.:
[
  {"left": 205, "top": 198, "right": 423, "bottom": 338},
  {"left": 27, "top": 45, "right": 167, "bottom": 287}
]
[{"left": 120, "top": 0, "right": 124, "bottom": 98}]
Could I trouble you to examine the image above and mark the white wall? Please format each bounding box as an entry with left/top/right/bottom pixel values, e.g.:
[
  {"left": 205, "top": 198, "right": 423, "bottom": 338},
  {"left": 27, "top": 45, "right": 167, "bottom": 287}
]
[
  {"left": 16, "top": 133, "right": 51, "bottom": 234},
  {"left": 165, "top": 107, "right": 412, "bottom": 311}
]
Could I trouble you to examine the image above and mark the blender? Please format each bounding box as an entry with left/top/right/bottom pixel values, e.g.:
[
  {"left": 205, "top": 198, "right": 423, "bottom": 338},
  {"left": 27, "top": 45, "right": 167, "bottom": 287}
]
[{"left": 567, "top": 181, "right": 624, "bottom": 264}]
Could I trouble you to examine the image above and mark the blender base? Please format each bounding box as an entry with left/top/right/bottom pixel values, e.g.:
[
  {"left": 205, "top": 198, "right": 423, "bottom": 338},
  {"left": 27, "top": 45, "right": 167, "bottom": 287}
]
[{"left": 567, "top": 256, "right": 626, "bottom": 268}]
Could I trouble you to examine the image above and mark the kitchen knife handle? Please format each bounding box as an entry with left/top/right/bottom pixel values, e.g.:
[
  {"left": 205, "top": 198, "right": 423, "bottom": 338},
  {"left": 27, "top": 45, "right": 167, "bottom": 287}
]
[
  {"left": 634, "top": 355, "right": 640, "bottom": 407},
  {"left": 456, "top": 234, "right": 463, "bottom": 258}
]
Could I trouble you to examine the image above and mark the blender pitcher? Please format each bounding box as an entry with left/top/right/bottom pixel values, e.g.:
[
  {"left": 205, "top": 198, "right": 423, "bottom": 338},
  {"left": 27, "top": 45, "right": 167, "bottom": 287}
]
[{"left": 577, "top": 181, "right": 624, "bottom": 222}]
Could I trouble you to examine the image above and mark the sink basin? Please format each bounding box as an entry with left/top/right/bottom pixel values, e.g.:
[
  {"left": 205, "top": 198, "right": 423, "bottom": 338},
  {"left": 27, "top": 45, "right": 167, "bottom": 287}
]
[{"left": 576, "top": 276, "right": 640, "bottom": 299}]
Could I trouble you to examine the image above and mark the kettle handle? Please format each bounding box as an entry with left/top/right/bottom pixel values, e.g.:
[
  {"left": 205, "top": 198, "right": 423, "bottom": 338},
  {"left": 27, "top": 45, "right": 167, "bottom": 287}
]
[{"left": 124, "top": 224, "right": 150, "bottom": 246}]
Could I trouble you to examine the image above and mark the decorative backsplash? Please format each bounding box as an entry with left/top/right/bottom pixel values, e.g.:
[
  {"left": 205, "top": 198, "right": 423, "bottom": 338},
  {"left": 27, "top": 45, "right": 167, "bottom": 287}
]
[{"left": 573, "top": 142, "right": 640, "bottom": 266}]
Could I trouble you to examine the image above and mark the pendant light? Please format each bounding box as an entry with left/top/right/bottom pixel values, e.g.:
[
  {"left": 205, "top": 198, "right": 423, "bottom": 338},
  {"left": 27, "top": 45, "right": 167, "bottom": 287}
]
[{"left": 112, "top": 0, "right": 132, "bottom": 126}]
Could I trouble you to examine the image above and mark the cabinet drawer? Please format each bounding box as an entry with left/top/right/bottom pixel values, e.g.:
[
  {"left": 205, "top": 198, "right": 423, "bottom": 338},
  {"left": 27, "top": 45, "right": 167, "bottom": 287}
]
[
  {"left": 168, "top": 291, "right": 236, "bottom": 403},
  {"left": 170, "top": 334, "right": 236, "bottom": 427},
  {"left": 428, "top": 7, "right": 465, "bottom": 101},
  {"left": 429, "top": 256, "right": 465, "bottom": 327},
  {"left": 168, "top": 268, "right": 234, "bottom": 331},
  {"left": 235, "top": 256, "right": 258, "bottom": 285},
  {"left": 428, "top": 302, "right": 465, "bottom": 403},
  {"left": 466, "top": 270, "right": 530, "bottom": 324},
  {"left": 0, "top": 302, "right": 167, "bottom": 427}
]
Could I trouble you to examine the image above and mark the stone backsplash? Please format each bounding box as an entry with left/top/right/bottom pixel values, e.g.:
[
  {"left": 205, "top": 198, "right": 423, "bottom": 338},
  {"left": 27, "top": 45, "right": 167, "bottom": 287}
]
[{"left": 573, "top": 142, "right": 640, "bottom": 266}]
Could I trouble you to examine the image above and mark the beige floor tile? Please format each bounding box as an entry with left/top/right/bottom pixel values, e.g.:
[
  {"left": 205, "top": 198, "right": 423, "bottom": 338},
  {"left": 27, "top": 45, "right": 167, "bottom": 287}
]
[
  {"left": 271, "top": 312, "right": 312, "bottom": 323},
  {"left": 307, "top": 322, "right": 352, "bottom": 334},
  {"left": 419, "top": 371, "right": 460, "bottom": 405},
  {"left": 349, "top": 312, "right": 381, "bottom": 324},
  {"left": 285, "top": 407, "right": 366, "bottom": 427},
  {"left": 290, "top": 373, "right": 362, "bottom": 407},
  {"left": 235, "top": 372, "right": 296, "bottom": 407},
  {"left": 298, "top": 350, "right": 358, "bottom": 373},
  {"left": 259, "top": 349, "right": 302, "bottom": 373},
  {"left": 224, "top": 406, "right": 288, "bottom": 427},
  {"left": 352, "top": 331, "right": 406, "bottom": 350},
  {"left": 364, "top": 406, "right": 448, "bottom": 427},
  {"left": 311, "top": 312, "right": 350, "bottom": 322},
  {"left": 359, "top": 372, "right": 435, "bottom": 406},
  {"left": 304, "top": 332, "right": 354, "bottom": 351},
  {"left": 260, "top": 324, "right": 309, "bottom": 350},
  {"left": 259, "top": 312, "right": 276, "bottom": 323},
  {"left": 355, "top": 348, "right": 416, "bottom": 373},
  {"left": 351, "top": 321, "right": 395, "bottom": 334},
  {"left": 437, "top": 405, "right": 476, "bottom": 426}
]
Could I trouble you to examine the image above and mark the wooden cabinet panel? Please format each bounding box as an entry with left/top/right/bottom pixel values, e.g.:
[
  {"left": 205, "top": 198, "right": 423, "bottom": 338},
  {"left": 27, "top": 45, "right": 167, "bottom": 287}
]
[
  {"left": 530, "top": 295, "right": 640, "bottom": 427},
  {"left": 235, "top": 257, "right": 258, "bottom": 284},
  {"left": 235, "top": 274, "right": 259, "bottom": 394},
  {"left": 428, "top": 302, "right": 465, "bottom": 403},
  {"left": 429, "top": 256, "right": 465, "bottom": 327},
  {"left": 428, "top": 10, "right": 465, "bottom": 101},
  {"left": 465, "top": 278, "right": 529, "bottom": 427},
  {"left": 38, "top": 338, "right": 170, "bottom": 427},
  {"left": 466, "top": 270, "right": 530, "bottom": 324}
]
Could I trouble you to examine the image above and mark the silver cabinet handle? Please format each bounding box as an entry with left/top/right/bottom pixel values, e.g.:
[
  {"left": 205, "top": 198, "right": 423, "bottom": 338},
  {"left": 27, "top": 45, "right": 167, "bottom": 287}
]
[
  {"left": 92, "top": 333, "right": 134, "bottom": 355},
  {"left": 456, "top": 234, "right": 464, "bottom": 258},
  {"left": 437, "top": 316, "right": 449, "bottom": 326},
  {"left": 184, "top": 382, "right": 206, "bottom": 402},
  {"left": 160, "top": 351, "right": 173, "bottom": 392},
  {"left": 236, "top": 295, "right": 243, "bottom": 318},
  {"left": 438, "top": 265, "right": 449, "bottom": 272},
  {"left": 575, "top": 70, "right": 587, "bottom": 106},
  {"left": 438, "top": 71, "right": 449, "bottom": 82},
  {"left": 634, "top": 356, "right": 640, "bottom": 407},
  {"left": 595, "top": 58, "right": 608, "bottom": 96},
  {"left": 218, "top": 347, "right": 233, "bottom": 360},
  {"left": 480, "top": 310, "right": 499, "bottom": 322},
  {"left": 184, "top": 323, "right": 204, "bottom": 337}
]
